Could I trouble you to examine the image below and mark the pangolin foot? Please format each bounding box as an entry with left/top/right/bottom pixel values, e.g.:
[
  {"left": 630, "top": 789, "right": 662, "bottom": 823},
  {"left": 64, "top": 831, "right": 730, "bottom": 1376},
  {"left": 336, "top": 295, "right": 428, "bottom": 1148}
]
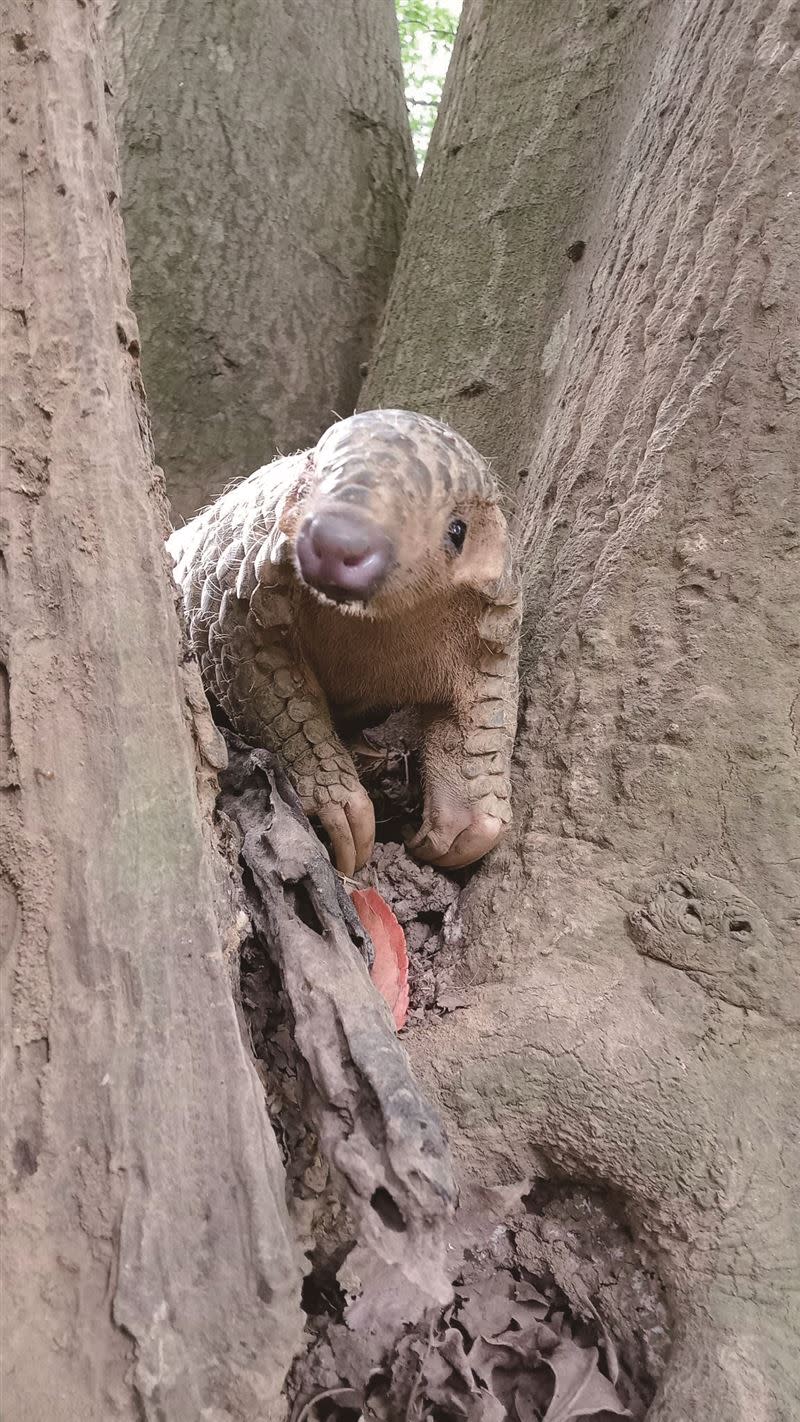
[{"left": 407, "top": 804, "right": 505, "bottom": 870}]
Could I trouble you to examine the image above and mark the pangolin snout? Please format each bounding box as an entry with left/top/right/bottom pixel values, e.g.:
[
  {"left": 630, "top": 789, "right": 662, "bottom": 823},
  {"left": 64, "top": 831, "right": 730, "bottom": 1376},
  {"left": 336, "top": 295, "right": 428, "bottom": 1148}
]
[{"left": 295, "top": 510, "right": 393, "bottom": 603}]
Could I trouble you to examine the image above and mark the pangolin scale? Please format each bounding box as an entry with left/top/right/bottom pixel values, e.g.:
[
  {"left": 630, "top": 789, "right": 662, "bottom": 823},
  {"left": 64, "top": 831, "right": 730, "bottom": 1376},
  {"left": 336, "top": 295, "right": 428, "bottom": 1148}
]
[{"left": 168, "top": 409, "right": 520, "bottom": 875}]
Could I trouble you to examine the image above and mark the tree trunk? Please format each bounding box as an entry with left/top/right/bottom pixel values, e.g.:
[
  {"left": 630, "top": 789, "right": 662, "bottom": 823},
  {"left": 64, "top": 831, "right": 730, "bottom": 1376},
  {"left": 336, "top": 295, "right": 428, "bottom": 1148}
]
[
  {"left": 364, "top": 1, "right": 800, "bottom": 1417},
  {"left": 0, "top": 3, "right": 303, "bottom": 1416},
  {"left": 104, "top": 0, "right": 415, "bottom": 522}
]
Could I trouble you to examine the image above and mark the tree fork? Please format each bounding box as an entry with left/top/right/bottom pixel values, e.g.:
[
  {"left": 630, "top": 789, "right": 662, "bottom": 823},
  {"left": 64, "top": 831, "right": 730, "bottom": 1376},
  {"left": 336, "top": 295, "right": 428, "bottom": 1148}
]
[
  {"left": 103, "top": 0, "right": 415, "bottom": 521},
  {"left": 365, "top": 1, "right": 800, "bottom": 1416}
]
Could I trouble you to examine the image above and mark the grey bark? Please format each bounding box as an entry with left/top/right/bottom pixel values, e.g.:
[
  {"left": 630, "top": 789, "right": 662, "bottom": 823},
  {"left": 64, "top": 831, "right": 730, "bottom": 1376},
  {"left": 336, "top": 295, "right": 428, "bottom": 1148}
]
[
  {"left": 104, "top": 0, "right": 415, "bottom": 522},
  {"left": 0, "top": 3, "right": 303, "bottom": 1416},
  {"left": 364, "top": 1, "right": 800, "bottom": 1418}
]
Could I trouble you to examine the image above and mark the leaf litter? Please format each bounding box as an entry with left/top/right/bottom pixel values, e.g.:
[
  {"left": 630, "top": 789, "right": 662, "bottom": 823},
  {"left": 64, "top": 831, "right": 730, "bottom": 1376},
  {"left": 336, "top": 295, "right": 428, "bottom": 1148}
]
[{"left": 289, "top": 1223, "right": 639, "bottom": 1422}]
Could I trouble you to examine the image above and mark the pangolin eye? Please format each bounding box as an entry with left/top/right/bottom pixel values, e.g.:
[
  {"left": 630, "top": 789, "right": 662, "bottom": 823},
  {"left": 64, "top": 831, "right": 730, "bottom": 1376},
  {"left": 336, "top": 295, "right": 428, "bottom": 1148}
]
[{"left": 446, "top": 518, "right": 467, "bottom": 553}]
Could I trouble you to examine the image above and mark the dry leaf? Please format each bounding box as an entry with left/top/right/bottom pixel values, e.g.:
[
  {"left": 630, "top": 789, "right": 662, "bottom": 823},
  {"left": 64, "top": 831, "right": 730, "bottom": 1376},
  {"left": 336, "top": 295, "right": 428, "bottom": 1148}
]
[
  {"left": 350, "top": 887, "right": 409, "bottom": 1029},
  {"left": 467, "top": 1335, "right": 531, "bottom": 1391},
  {"left": 492, "top": 1323, "right": 560, "bottom": 1357},
  {"left": 478, "top": 1395, "right": 508, "bottom": 1422},
  {"left": 514, "top": 1372, "right": 558, "bottom": 1422},
  {"left": 457, "top": 1272, "right": 549, "bottom": 1340},
  {"left": 293, "top": 1384, "right": 363, "bottom": 1420},
  {"left": 439, "top": 1326, "right": 477, "bottom": 1391},
  {"left": 542, "top": 1340, "right": 631, "bottom": 1422}
]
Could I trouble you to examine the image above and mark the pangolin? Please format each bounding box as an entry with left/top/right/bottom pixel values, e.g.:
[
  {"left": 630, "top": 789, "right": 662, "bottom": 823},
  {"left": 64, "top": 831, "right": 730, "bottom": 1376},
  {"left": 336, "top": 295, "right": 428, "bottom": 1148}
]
[{"left": 167, "top": 409, "right": 520, "bottom": 876}]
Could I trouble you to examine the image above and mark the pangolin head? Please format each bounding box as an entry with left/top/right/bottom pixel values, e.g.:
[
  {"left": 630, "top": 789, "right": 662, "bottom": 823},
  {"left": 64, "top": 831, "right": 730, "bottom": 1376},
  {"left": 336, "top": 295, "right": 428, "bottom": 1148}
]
[{"left": 285, "top": 409, "right": 511, "bottom": 617}]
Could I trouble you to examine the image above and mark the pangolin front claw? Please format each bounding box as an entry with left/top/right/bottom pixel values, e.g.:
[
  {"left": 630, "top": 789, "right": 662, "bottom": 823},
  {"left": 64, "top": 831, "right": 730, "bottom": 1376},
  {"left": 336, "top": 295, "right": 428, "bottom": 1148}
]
[{"left": 315, "top": 785, "right": 376, "bottom": 877}]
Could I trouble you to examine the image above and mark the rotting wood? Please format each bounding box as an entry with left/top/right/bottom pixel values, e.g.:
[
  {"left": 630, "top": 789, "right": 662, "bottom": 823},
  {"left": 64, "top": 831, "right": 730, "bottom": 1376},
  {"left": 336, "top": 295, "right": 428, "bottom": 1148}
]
[{"left": 218, "top": 737, "right": 457, "bottom": 1303}]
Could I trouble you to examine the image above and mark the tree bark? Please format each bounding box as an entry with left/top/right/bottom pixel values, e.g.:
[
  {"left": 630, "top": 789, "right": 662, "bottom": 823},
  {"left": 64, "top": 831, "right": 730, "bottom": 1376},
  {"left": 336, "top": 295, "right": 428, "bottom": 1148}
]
[
  {"left": 364, "top": 1, "right": 800, "bottom": 1417},
  {"left": 0, "top": 3, "right": 303, "bottom": 1416},
  {"left": 104, "top": 0, "right": 415, "bottom": 522}
]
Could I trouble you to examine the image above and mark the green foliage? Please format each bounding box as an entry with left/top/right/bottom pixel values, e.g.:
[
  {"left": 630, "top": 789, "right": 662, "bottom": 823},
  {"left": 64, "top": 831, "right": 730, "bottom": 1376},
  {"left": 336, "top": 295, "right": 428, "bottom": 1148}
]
[{"left": 396, "top": 1, "right": 460, "bottom": 168}]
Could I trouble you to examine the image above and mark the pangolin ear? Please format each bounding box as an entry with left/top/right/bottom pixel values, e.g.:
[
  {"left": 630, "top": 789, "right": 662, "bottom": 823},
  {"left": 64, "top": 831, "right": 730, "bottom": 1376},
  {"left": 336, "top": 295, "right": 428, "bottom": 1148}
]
[
  {"left": 452, "top": 502, "right": 517, "bottom": 604},
  {"left": 264, "top": 452, "right": 314, "bottom": 569},
  {"left": 277, "top": 452, "right": 314, "bottom": 538}
]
